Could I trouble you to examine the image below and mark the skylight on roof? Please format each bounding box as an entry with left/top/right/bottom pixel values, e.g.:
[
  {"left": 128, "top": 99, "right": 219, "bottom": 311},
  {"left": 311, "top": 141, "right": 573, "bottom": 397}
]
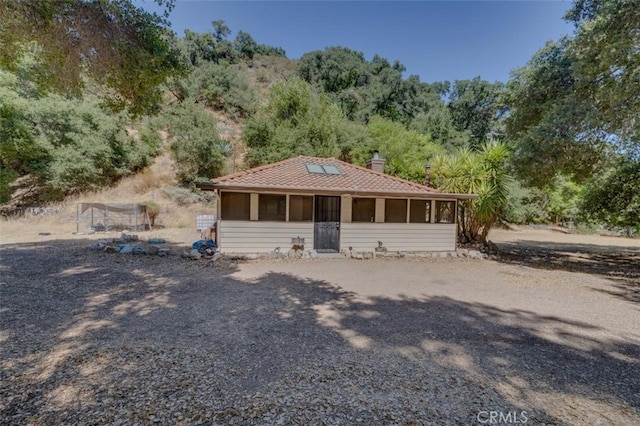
[
  {"left": 305, "top": 164, "right": 325, "bottom": 174},
  {"left": 305, "top": 163, "right": 342, "bottom": 175},
  {"left": 322, "top": 165, "right": 341, "bottom": 175}
]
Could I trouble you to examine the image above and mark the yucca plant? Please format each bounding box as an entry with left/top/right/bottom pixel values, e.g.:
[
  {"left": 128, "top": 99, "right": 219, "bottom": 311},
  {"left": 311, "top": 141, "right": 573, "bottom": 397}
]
[{"left": 431, "top": 141, "right": 512, "bottom": 244}]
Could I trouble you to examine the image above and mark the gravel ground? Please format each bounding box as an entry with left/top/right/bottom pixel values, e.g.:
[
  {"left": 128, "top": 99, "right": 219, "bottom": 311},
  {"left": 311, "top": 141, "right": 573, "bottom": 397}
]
[{"left": 1, "top": 230, "right": 639, "bottom": 425}]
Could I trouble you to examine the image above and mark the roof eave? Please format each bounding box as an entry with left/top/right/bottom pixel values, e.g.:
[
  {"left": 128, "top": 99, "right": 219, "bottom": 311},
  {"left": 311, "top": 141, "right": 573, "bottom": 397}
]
[{"left": 201, "top": 182, "right": 477, "bottom": 200}]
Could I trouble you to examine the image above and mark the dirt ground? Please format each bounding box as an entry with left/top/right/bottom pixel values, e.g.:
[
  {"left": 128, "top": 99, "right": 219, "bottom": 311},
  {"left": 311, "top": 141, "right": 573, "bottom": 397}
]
[{"left": 1, "top": 225, "right": 639, "bottom": 424}]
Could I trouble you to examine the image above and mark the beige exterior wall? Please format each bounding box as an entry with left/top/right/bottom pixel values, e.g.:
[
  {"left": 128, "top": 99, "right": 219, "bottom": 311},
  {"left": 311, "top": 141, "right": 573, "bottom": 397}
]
[
  {"left": 340, "top": 223, "right": 456, "bottom": 252},
  {"left": 340, "top": 194, "right": 352, "bottom": 223},
  {"left": 218, "top": 220, "right": 314, "bottom": 253},
  {"left": 250, "top": 193, "right": 259, "bottom": 221},
  {"left": 375, "top": 198, "right": 385, "bottom": 223}
]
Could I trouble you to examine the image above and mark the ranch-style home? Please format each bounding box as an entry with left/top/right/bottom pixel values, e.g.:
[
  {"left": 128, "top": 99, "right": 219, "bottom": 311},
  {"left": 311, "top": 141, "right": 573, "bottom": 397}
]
[{"left": 196, "top": 154, "right": 475, "bottom": 254}]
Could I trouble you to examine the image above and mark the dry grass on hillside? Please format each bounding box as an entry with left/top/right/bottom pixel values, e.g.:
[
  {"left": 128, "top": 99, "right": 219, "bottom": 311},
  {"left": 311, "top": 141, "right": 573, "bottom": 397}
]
[{"left": 0, "top": 148, "right": 216, "bottom": 245}]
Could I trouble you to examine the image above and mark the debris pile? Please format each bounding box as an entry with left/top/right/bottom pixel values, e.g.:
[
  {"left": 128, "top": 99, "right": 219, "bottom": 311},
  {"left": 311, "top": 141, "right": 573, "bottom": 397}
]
[
  {"left": 89, "top": 233, "right": 169, "bottom": 256},
  {"left": 182, "top": 239, "right": 219, "bottom": 261}
]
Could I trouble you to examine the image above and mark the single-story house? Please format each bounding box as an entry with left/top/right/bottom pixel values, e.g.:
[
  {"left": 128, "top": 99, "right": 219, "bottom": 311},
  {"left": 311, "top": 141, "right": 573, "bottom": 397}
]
[{"left": 196, "top": 154, "right": 476, "bottom": 254}]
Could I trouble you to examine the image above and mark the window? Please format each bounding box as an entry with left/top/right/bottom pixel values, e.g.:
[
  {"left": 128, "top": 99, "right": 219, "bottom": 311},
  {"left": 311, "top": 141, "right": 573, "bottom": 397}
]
[
  {"left": 259, "top": 194, "right": 286, "bottom": 221},
  {"left": 322, "top": 165, "right": 341, "bottom": 175},
  {"left": 305, "top": 164, "right": 325, "bottom": 174},
  {"left": 385, "top": 199, "right": 407, "bottom": 223},
  {"left": 410, "top": 200, "right": 432, "bottom": 223},
  {"left": 221, "top": 192, "right": 250, "bottom": 220},
  {"left": 352, "top": 198, "right": 375, "bottom": 222},
  {"left": 305, "top": 163, "right": 342, "bottom": 175},
  {"left": 289, "top": 195, "right": 313, "bottom": 221},
  {"left": 435, "top": 201, "right": 456, "bottom": 223}
]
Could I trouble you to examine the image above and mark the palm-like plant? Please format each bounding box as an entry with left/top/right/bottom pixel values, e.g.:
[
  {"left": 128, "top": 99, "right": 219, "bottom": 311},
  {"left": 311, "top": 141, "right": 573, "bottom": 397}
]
[{"left": 431, "top": 142, "right": 512, "bottom": 244}]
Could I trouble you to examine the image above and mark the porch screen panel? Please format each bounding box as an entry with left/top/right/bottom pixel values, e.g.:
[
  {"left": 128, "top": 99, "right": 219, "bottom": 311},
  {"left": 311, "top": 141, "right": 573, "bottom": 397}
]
[
  {"left": 221, "top": 192, "right": 250, "bottom": 220},
  {"left": 435, "top": 201, "right": 456, "bottom": 223},
  {"left": 385, "top": 199, "right": 407, "bottom": 223},
  {"left": 289, "top": 195, "right": 313, "bottom": 222},
  {"left": 259, "top": 194, "right": 286, "bottom": 221},
  {"left": 352, "top": 198, "right": 376, "bottom": 222},
  {"left": 410, "top": 200, "right": 432, "bottom": 223}
]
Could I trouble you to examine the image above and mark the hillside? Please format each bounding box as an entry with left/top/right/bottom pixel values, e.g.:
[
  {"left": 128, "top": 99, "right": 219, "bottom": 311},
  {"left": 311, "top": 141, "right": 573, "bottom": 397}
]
[{"left": 0, "top": 142, "right": 215, "bottom": 245}]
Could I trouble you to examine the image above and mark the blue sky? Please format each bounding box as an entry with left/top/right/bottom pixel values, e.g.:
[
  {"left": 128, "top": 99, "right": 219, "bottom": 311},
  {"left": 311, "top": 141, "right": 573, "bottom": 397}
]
[{"left": 142, "top": 0, "right": 575, "bottom": 83}]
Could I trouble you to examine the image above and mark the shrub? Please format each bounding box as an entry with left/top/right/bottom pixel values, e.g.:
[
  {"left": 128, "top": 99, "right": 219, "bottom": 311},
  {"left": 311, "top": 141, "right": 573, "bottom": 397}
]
[{"left": 142, "top": 200, "right": 161, "bottom": 227}]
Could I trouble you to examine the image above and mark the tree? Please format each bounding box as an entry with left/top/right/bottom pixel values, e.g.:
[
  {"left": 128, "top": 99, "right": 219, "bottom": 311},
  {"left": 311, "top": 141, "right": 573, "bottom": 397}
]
[
  {"left": 191, "top": 62, "right": 257, "bottom": 119},
  {"left": 1, "top": 67, "right": 161, "bottom": 212},
  {"left": 580, "top": 159, "right": 640, "bottom": 233},
  {"left": 298, "top": 47, "right": 369, "bottom": 94},
  {"left": 506, "top": 39, "right": 606, "bottom": 187},
  {"left": 506, "top": 0, "right": 639, "bottom": 187},
  {"left": 297, "top": 47, "right": 449, "bottom": 125},
  {"left": 234, "top": 31, "right": 257, "bottom": 60},
  {"left": 447, "top": 77, "right": 506, "bottom": 149},
  {"left": 350, "top": 116, "right": 444, "bottom": 183},
  {"left": 211, "top": 20, "right": 232, "bottom": 42},
  {"left": 243, "top": 79, "right": 369, "bottom": 167},
  {"left": 431, "top": 142, "right": 512, "bottom": 244},
  {"left": 1, "top": 0, "right": 186, "bottom": 116},
  {"left": 409, "top": 108, "right": 470, "bottom": 151},
  {"left": 161, "top": 103, "right": 230, "bottom": 184},
  {"left": 565, "top": 0, "right": 640, "bottom": 147}
]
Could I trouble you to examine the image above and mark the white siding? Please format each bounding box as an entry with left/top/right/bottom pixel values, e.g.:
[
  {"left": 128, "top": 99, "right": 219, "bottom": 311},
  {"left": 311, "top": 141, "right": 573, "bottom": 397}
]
[
  {"left": 340, "top": 223, "right": 456, "bottom": 252},
  {"left": 219, "top": 221, "right": 314, "bottom": 253}
]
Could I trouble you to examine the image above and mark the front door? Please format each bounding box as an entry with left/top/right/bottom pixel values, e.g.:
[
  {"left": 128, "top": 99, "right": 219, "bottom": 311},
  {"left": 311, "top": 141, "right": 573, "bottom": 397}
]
[{"left": 314, "top": 195, "right": 341, "bottom": 253}]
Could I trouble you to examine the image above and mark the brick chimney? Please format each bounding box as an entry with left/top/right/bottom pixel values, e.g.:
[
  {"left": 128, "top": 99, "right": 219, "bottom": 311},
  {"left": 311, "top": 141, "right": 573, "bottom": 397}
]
[{"left": 366, "top": 150, "right": 386, "bottom": 173}]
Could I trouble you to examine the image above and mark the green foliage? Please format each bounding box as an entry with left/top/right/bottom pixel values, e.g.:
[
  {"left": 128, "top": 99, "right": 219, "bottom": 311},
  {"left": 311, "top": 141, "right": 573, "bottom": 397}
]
[
  {"left": 0, "top": 168, "right": 18, "bottom": 204},
  {"left": 409, "top": 108, "right": 470, "bottom": 151},
  {"left": 350, "top": 117, "right": 444, "bottom": 183},
  {"left": 298, "top": 47, "right": 369, "bottom": 94},
  {"left": 565, "top": 0, "right": 640, "bottom": 146},
  {"left": 447, "top": 77, "right": 506, "bottom": 148},
  {"left": 547, "top": 177, "right": 583, "bottom": 224},
  {"left": 234, "top": 31, "right": 257, "bottom": 60},
  {"left": 161, "top": 103, "right": 230, "bottom": 184},
  {"left": 177, "top": 22, "right": 286, "bottom": 68},
  {"left": 1, "top": 68, "right": 160, "bottom": 205},
  {"left": 0, "top": 0, "right": 186, "bottom": 116},
  {"left": 506, "top": 39, "right": 605, "bottom": 187},
  {"left": 297, "top": 47, "right": 449, "bottom": 125},
  {"left": 244, "top": 79, "right": 362, "bottom": 167},
  {"left": 502, "top": 181, "right": 546, "bottom": 224},
  {"left": 507, "top": 0, "right": 639, "bottom": 189},
  {"left": 431, "top": 142, "right": 512, "bottom": 243},
  {"left": 192, "top": 63, "right": 257, "bottom": 119},
  {"left": 580, "top": 159, "right": 640, "bottom": 229}
]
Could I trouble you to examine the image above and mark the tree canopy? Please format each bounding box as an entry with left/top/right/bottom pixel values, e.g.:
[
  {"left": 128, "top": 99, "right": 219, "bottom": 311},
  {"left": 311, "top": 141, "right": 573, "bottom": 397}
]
[
  {"left": 0, "top": 0, "right": 185, "bottom": 116},
  {"left": 506, "top": 0, "right": 639, "bottom": 187}
]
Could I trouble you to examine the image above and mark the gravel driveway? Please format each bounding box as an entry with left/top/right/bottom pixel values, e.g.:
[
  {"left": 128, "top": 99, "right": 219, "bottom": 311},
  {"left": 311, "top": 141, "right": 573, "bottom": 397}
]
[{"left": 1, "top": 233, "right": 639, "bottom": 425}]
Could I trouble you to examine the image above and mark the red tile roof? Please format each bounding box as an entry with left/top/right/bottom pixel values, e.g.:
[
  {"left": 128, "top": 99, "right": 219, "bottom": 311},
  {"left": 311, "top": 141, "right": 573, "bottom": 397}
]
[{"left": 201, "top": 156, "right": 474, "bottom": 199}]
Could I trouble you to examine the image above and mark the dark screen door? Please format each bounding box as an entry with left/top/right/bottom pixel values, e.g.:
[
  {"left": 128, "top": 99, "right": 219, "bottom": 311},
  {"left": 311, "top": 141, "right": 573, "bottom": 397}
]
[{"left": 314, "top": 196, "right": 341, "bottom": 252}]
